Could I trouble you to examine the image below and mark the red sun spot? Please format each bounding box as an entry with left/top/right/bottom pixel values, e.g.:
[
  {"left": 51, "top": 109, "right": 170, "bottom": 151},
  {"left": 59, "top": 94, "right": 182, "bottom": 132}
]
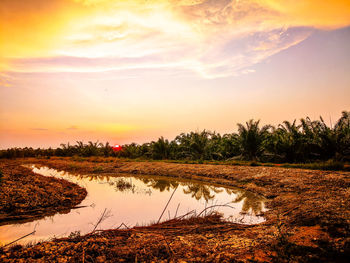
[{"left": 112, "top": 144, "right": 122, "bottom": 151}]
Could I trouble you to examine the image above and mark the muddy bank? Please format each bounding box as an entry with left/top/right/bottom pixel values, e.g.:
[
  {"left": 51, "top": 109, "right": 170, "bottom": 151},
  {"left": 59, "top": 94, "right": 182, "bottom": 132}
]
[
  {"left": 1, "top": 214, "right": 271, "bottom": 263},
  {"left": 2, "top": 157, "right": 350, "bottom": 262},
  {"left": 0, "top": 160, "right": 87, "bottom": 226}
]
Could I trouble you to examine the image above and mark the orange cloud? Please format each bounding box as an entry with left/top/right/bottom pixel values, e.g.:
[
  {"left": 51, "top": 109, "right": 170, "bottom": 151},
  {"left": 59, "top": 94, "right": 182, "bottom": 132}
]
[
  {"left": 1, "top": 0, "right": 350, "bottom": 79},
  {"left": 260, "top": 0, "right": 350, "bottom": 29}
]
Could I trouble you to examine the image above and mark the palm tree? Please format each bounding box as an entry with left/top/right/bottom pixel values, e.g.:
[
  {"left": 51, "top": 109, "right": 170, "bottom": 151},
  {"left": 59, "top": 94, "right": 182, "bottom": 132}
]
[
  {"left": 59, "top": 142, "right": 75, "bottom": 156},
  {"left": 102, "top": 142, "right": 113, "bottom": 157},
  {"left": 237, "top": 120, "right": 271, "bottom": 161},
  {"left": 151, "top": 137, "right": 170, "bottom": 159},
  {"left": 310, "top": 117, "right": 337, "bottom": 160},
  {"left": 334, "top": 111, "right": 350, "bottom": 161},
  {"left": 220, "top": 133, "right": 240, "bottom": 160},
  {"left": 189, "top": 131, "right": 210, "bottom": 160},
  {"left": 269, "top": 120, "right": 303, "bottom": 162}
]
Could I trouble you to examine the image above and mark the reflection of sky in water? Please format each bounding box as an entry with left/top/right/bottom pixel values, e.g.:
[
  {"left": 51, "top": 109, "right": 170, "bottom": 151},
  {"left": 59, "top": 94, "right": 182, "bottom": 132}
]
[{"left": 0, "top": 165, "right": 266, "bottom": 246}]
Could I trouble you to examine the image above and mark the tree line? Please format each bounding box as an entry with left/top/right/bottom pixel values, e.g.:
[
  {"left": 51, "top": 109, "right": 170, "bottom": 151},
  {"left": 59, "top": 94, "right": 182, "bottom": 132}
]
[{"left": 1, "top": 111, "right": 349, "bottom": 164}]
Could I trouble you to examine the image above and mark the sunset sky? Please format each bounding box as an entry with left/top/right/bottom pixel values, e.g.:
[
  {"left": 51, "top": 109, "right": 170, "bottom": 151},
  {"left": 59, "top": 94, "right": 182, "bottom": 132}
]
[{"left": 1, "top": 0, "right": 350, "bottom": 148}]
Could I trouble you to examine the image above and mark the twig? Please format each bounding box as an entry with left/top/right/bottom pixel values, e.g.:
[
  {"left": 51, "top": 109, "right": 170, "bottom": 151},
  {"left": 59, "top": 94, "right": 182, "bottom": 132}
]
[
  {"left": 116, "top": 223, "right": 130, "bottom": 230},
  {"left": 4, "top": 230, "right": 36, "bottom": 247},
  {"left": 173, "top": 210, "right": 196, "bottom": 220},
  {"left": 71, "top": 205, "right": 88, "bottom": 210},
  {"left": 92, "top": 208, "right": 107, "bottom": 233},
  {"left": 157, "top": 185, "right": 178, "bottom": 224}
]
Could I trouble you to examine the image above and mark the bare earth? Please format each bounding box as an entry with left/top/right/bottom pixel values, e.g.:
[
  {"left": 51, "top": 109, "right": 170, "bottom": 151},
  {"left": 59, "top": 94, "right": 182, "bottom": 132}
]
[
  {"left": 0, "top": 160, "right": 87, "bottom": 226},
  {"left": 1, "top": 157, "right": 349, "bottom": 262}
]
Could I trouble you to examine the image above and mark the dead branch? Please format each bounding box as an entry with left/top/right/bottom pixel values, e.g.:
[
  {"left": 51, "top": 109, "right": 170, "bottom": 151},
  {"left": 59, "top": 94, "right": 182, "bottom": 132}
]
[
  {"left": 91, "top": 208, "right": 109, "bottom": 233},
  {"left": 3, "top": 230, "right": 36, "bottom": 247},
  {"left": 157, "top": 185, "right": 178, "bottom": 224},
  {"left": 116, "top": 223, "right": 130, "bottom": 230}
]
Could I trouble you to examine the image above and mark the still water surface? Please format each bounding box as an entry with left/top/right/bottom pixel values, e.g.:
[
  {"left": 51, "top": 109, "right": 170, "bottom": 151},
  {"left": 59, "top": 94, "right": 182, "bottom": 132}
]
[{"left": 0, "top": 165, "right": 266, "bottom": 245}]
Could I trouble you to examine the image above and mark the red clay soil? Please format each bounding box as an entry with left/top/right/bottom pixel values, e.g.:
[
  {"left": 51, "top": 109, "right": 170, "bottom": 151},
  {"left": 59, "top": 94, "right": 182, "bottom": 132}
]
[{"left": 1, "top": 157, "right": 349, "bottom": 262}]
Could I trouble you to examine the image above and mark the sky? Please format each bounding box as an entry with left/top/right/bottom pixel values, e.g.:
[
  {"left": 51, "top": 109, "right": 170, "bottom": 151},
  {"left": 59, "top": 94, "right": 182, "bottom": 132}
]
[{"left": 1, "top": 0, "right": 350, "bottom": 148}]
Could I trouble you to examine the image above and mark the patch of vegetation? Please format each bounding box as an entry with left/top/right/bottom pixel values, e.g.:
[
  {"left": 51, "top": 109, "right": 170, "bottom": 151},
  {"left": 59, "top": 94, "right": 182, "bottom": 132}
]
[
  {"left": 115, "top": 178, "right": 134, "bottom": 192},
  {"left": 68, "top": 231, "right": 81, "bottom": 239}
]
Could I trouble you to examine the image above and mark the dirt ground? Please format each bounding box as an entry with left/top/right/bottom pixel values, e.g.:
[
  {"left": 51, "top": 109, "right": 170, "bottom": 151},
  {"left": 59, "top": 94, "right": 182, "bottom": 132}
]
[
  {"left": 0, "top": 160, "right": 87, "bottom": 226},
  {"left": 1, "top": 157, "right": 349, "bottom": 262}
]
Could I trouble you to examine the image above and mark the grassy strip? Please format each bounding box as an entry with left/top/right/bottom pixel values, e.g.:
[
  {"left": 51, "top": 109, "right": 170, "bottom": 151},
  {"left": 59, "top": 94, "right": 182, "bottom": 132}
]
[{"left": 59, "top": 156, "right": 350, "bottom": 171}]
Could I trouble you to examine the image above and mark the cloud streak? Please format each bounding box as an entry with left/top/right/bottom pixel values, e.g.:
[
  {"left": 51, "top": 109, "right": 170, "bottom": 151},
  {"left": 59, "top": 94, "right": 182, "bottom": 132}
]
[
  {"left": 1, "top": 0, "right": 350, "bottom": 79},
  {"left": 4, "top": 27, "right": 312, "bottom": 79}
]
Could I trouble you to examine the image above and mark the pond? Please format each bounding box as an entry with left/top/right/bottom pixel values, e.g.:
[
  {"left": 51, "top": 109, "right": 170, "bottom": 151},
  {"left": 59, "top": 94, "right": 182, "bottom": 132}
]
[{"left": 0, "top": 165, "right": 266, "bottom": 246}]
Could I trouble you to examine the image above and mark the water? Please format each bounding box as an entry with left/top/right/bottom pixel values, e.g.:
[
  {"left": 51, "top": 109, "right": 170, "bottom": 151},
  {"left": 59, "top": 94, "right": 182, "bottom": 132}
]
[{"left": 0, "top": 165, "right": 266, "bottom": 245}]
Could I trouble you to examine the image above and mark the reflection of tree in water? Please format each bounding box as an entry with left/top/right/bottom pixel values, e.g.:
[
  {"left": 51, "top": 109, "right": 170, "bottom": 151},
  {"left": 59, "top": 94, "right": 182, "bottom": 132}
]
[
  {"left": 140, "top": 178, "right": 179, "bottom": 192},
  {"left": 231, "top": 190, "right": 265, "bottom": 215},
  {"left": 182, "top": 183, "right": 223, "bottom": 202},
  {"left": 139, "top": 178, "right": 223, "bottom": 202},
  {"left": 84, "top": 174, "right": 111, "bottom": 182}
]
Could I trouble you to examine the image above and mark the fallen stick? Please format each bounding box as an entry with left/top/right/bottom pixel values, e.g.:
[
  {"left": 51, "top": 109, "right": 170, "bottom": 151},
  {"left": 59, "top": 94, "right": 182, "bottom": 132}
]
[
  {"left": 116, "top": 223, "right": 130, "bottom": 230},
  {"left": 71, "top": 205, "right": 88, "bottom": 210},
  {"left": 157, "top": 185, "right": 178, "bottom": 224},
  {"left": 4, "top": 230, "right": 36, "bottom": 247},
  {"left": 91, "top": 208, "right": 107, "bottom": 233},
  {"left": 172, "top": 210, "right": 196, "bottom": 221}
]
